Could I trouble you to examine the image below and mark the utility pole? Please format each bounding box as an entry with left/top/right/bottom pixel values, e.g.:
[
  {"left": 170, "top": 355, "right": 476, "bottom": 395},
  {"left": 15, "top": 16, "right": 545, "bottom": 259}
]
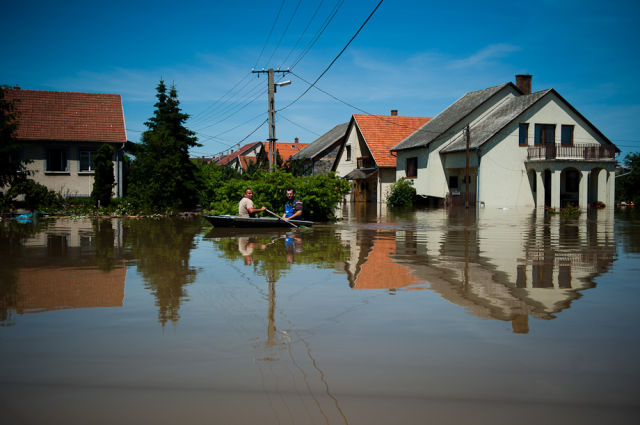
[
  {"left": 252, "top": 68, "right": 291, "bottom": 170},
  {"left": 465, "top": 124, "right": 470, "bottom": 209}
]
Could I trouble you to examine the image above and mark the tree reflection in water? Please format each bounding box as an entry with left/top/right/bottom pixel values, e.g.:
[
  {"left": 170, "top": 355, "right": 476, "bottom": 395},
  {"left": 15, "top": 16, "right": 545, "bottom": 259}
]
[{"left": 124, "top": 217, "right": 202, "bottom": 327}]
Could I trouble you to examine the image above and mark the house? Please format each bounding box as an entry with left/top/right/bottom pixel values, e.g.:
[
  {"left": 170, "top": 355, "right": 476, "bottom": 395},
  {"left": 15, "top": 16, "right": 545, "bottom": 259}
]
[
  {"left": 4, "top": 88, "right": 127, "bottom": 197},
  {"left": 391, "top": 75, "right": 619, "bottom": 208},
  {"left": 262, "top": 139, "right": 310, "bottom": 164},
  {"left": 333, "top": 111, "right": 431, "bottom": 203},
  {"left": 289, "top": 122, "right": 348, "bottom": 175},
  {"left": 215, "top": 141, "right": 263, "bottom": 173}
]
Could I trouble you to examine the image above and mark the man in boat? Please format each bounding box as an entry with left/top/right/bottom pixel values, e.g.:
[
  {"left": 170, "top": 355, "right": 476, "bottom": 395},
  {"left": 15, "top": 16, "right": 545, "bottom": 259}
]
[
  {"left": 238, "top": 188, "right": 266, "bottom": 218},
  {"left": 282, "top": 188, "right": 303, "bottom": 221}
]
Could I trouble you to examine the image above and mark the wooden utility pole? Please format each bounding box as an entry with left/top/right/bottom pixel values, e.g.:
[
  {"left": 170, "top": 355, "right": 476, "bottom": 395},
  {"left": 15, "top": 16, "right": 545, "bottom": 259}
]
[
  {"left": 252, "top": 68, "right": 290, "bottom": 170},
  {"left": 465, "top": 124, "right": 470, "bottom": 209}
]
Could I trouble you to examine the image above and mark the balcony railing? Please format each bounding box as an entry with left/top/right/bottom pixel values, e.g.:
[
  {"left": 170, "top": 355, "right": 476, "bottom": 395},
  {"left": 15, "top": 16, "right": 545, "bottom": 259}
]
[
  {"left": 527, "top": 144, "right": 616, "bottom": 161},
  {"left": 357, "top": 156, "right": 376, "bottom": 168}
]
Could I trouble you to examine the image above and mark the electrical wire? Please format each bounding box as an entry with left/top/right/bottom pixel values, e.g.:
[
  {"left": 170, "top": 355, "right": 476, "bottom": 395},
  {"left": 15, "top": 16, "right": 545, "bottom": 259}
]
[
  {"left": 279, "top": 0, "right": 384, "bottom": 112},
  {"left": 254, "top": 0, "right": 286, "bottom": 69}
]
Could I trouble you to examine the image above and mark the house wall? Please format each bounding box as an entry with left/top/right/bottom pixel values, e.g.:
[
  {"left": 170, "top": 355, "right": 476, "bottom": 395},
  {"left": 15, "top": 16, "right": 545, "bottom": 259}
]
[
  {"left": 396, "top": 85, "right": 520, "bottom": 199},
  {"left": 378, "top": 168, "right": 396, "bottom": 203},
  {"left": 312, "top": 143, "right": 341, "bottom": 175},
  {"left": 23, "top": 141, "right": 123, "bottom": 198},
  {"left": 334, "top": 123, "right": 368, "bottom": 178},
  {"left": 478, "top": 92, "right": 616, "bottom": 208}
]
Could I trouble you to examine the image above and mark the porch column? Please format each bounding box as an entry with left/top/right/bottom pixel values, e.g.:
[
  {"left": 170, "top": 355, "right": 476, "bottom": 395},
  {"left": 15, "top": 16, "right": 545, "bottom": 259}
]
[
  {"left": 607, "top": 170, "right": 615, "bottom": 207},
  {"left": 579, "top": 170, "right": 589, "bottom": 210},
  {"left": 551, "top": 169, "right": 561, "bottom": 209},
  {"left": 597, "top": 170, "right": 608, "bottom": 204},
  {"left": 536, "top": 171, "right": 545, "bottom": 208}
]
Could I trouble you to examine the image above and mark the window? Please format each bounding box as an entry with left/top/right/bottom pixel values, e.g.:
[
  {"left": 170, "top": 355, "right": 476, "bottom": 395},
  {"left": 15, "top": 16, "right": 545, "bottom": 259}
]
[
  {"left": 519, "top": 123, "right": 529, "bottom": 146},
  {"left": 46, "top": 148, "right": 68, "bottom": 172},
  {"left": 449, "top": 175, "right": 459, "bottom": 189},
  {"left": 534, "top": 124, "right": 555, "bottom": 145},
  {"left": 79, "top": 149, "right": 97, "bottom": 171},
  {"left": 561, "top": 125, "right": 574, "bottom": 146},
  {"left": 406, "top": 157, "right": 417, "bottom": 178},
  {"left": 345, "top": 145, "right": 351, "bottom": 161}
]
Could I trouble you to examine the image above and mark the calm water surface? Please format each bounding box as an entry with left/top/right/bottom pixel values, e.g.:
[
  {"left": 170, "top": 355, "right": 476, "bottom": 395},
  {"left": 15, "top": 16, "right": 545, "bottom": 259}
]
[{"left": 1, "top": 206, "right": 639, "bottom": 424}]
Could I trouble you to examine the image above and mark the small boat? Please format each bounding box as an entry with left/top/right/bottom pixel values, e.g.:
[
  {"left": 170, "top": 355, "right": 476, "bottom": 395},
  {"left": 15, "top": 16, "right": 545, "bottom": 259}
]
[{"left": 203, "top": 214, "right": 313, "bottom": 228}]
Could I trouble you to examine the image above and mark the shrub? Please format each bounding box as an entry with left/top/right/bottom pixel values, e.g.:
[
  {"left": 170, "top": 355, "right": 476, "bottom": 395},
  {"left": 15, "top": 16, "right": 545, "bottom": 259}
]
[
  {"left": 8, "top": 179, "right": 64, "bottom": 212},
  {"left": 387, "top": 178, "right": 416, "bottom": 208}
]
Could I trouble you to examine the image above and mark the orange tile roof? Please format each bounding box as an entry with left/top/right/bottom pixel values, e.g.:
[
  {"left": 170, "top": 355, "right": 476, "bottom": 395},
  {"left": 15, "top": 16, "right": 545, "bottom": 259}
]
[
  {"left": 353, "top": 115, "right": 431, "bottom": 167},
  {"left": 262, "top": 141, "right": 310, "bottom": 161},
  {"left": 354, "top": 235, "right": 424, "bottom": 290},
  {"left": 4, "top": 88, "right": 127, "bottom": 142},
  {"left": 238, "top": 155, "right": 257, "bottom": 170},
  {"left": 216, "top": 141, "right": 262, "bottom": 165}
]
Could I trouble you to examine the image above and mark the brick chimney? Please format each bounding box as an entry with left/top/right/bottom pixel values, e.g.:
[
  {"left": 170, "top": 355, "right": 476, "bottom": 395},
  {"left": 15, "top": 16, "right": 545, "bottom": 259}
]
[
  {"left": 294, "top": 137, "right": 299, "bottom": 143},
  {"left": 516, "top": 74, "right": 532, "bottom": 95},
  {"left": 391, "top": 109, "right": 398, "bottom": 116}
]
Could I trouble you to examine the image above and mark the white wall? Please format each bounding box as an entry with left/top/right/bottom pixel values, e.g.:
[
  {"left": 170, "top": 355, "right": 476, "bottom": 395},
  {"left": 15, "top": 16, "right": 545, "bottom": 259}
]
[{"left": 395, "top": 85, "right": 520, "bottom": 199}]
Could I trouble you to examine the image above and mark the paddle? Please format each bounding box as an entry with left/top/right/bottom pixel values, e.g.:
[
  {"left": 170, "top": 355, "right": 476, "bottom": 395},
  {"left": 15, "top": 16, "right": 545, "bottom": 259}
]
[{"left": 265, "top": 208, "right": 298, "bottom": 228}]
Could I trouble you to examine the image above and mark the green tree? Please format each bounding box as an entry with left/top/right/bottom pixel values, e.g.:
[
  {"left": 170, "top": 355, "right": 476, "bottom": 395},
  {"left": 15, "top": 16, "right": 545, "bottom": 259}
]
[
  {"left": 91, "top": 143, "right": 115, "bottom": 208},
  {"left": 128, "top": 80, "right": 201, "bottom": 210},
  {"left": 617, "top": 152, "right": 640, "bottom": 204},
  {"left": 0, "top": 86, "right": 30, "bottom": 191}
]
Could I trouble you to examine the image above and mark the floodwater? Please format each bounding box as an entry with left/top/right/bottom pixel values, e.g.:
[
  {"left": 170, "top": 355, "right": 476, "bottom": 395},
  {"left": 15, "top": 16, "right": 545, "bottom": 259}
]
[{"left": 1, "top": 206, "right": 639, "bottom": 424}]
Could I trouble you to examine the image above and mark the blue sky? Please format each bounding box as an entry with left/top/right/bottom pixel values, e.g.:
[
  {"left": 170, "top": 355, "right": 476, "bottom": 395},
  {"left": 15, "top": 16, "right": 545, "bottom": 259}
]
[{"left": 2, "top": 0, "right": 639, "bottom": 159}]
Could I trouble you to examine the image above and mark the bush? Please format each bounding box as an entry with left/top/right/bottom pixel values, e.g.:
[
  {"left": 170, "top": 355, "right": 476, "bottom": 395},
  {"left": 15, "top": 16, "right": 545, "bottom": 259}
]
[
  {"left": 7, "top": 179, "right": 64, "bottom": 212},
  {"left": 386, "top": 178, "right": 416, "bottom": 208},
  {"left": 200, "top": 167, "right": 350, "bottom": 221}
]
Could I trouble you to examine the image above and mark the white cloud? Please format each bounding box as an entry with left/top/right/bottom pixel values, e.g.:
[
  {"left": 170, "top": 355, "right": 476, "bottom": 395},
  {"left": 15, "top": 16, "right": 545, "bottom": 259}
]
[{"left": 448, "top": 44, "right": 520, "bottom": 69}]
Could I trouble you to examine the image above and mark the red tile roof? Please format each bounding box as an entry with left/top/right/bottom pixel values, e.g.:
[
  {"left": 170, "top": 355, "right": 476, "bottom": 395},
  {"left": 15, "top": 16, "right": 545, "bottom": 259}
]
[
  {"left": 216, "top": 141, "right": 262, "bottom": 166},
  {"left": 353, "top": 115, "right": 431, "bottom": 167},
  {"left": 238, "top": 155, "right": 257, "bottom": 170},
  {"left": 262, "top": 141, "right": 310, "bottom": 161},
  {"left": 4, "top": 88, "right": 127, "bottom": 142}
]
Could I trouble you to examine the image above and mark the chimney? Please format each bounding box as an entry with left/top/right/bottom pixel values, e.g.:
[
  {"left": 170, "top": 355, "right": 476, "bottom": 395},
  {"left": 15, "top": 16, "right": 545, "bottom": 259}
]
[
  {"left": 391, "top": 109, "right": 398, "bottom": 116},
  {"left": 516, "top": 74, "right": 532, "bottom": 95},
  {"left": 294, "top": 137, "right": 299, "bottom": 143}
]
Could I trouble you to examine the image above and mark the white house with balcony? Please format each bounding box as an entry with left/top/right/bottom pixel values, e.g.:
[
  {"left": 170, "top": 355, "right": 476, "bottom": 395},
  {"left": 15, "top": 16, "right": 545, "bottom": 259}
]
[{"left": 391, "top": 75, "right": 619, "bottom": 209}]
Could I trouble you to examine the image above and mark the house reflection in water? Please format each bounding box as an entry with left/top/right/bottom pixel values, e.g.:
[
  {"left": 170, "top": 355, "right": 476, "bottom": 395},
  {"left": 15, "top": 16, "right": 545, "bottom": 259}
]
[
  {"left": 340, "top": 209, "right": 616, "bottom": 333},
  {"left": 3, "top": 219, "right": 126, "bottom": 320}
]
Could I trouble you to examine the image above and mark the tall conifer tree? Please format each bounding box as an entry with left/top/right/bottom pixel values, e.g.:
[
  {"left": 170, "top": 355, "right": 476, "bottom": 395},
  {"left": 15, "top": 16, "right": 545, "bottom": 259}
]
[{"left": 128, "top": 80, "right": 201, "bottom": 209}]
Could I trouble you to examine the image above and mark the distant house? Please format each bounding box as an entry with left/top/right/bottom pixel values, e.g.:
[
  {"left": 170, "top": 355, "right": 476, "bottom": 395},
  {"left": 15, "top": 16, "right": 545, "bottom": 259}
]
[
  {"left": 289, "top": 123, "right": 348, "bottom": 175},
  {"left": 392, "top": 75, "right": 620, "bottom": 208},
  {"left": 262, "top": 139, "right": 310, "bottom": 164},
  {"left": 333, "top": 111, "right": 431, "bottom": 203},
  {"left": 5, "top": 88, "right": 127, "bottom": 197},
  {"left": 215, "top": 141, "right": 263, "bottom": 173}
]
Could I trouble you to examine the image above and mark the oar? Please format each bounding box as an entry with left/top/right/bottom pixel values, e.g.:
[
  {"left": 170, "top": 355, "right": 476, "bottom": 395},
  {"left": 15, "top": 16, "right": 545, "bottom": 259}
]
[{"left": 265, "top": 208, "right": 298, "bottom": 228}]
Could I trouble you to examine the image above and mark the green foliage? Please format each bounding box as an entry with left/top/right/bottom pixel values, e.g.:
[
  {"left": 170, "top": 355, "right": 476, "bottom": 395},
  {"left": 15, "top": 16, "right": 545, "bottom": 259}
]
[
  {"left": 7, "top": 179, "right": 64, "bottom": 212},
  {"left": 386, "top": 178, "right": 416, "bottom": 208},
  {"left": 127, "top": 80, "right": 201, "bottom": 210},
  {"left": 0, "top": 86, "right": 31, "bottom": 189},
  {"left": 616, "top": 152, "right": 640, "bottom": 204},
  {"left": 91, "top": 144, "right": 115, "bottom": 208},
  {"left": 199, "top": 166, "right": 350, "bottom": 221}
]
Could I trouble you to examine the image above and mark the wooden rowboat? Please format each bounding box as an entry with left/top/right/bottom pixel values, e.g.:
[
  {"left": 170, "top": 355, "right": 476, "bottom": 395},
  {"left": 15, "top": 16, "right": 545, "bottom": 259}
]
[{"left": 203, "top": 214, "right": 313, "bottom": 228}]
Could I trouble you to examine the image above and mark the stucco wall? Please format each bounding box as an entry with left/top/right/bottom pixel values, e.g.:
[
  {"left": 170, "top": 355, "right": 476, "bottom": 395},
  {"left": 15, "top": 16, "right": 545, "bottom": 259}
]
[{"left": 23, "top": 142, "right": 122, "bottom": 198}]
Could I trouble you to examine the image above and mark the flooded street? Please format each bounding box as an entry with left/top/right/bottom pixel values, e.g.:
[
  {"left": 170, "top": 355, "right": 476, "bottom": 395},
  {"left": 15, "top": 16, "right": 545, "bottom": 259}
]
[{"left": 1, "top": 207, "right": 639, "bottom": 424}]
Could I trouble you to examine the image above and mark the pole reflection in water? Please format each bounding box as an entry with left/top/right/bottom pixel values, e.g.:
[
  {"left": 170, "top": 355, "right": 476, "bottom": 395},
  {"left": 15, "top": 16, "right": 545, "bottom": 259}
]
[{"left": 209, "top": 227, "right": 351, "bottom": 424}]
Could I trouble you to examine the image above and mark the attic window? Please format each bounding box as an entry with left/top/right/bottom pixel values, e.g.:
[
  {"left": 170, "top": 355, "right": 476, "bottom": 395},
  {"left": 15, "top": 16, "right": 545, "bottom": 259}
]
[
  {"left": 561, "top": 125, "right": 574, "bottom": 146},
  {"left": 346, "top": 145, "right": 351, "bottom": 161},
  {"left": 519, "top": 123, "right": 529, "bottom": 146}
]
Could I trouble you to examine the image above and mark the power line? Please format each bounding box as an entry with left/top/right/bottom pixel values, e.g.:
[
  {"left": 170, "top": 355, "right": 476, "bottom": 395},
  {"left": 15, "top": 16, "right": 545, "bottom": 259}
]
[
  {"left": 278, "top": 113, "right": 322, "bottom": 137},
  {"left": 279, "top": 0, "right": 384, "bottom": 112},
  {"left": 265, "top": 0, "right": 303, "bottom": 66},
  {"left": 277, "top": 0, "right": 327, "bottom": 69},
  {"left": 254, "top": 0, "right": 286, "bottom": 68}
]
